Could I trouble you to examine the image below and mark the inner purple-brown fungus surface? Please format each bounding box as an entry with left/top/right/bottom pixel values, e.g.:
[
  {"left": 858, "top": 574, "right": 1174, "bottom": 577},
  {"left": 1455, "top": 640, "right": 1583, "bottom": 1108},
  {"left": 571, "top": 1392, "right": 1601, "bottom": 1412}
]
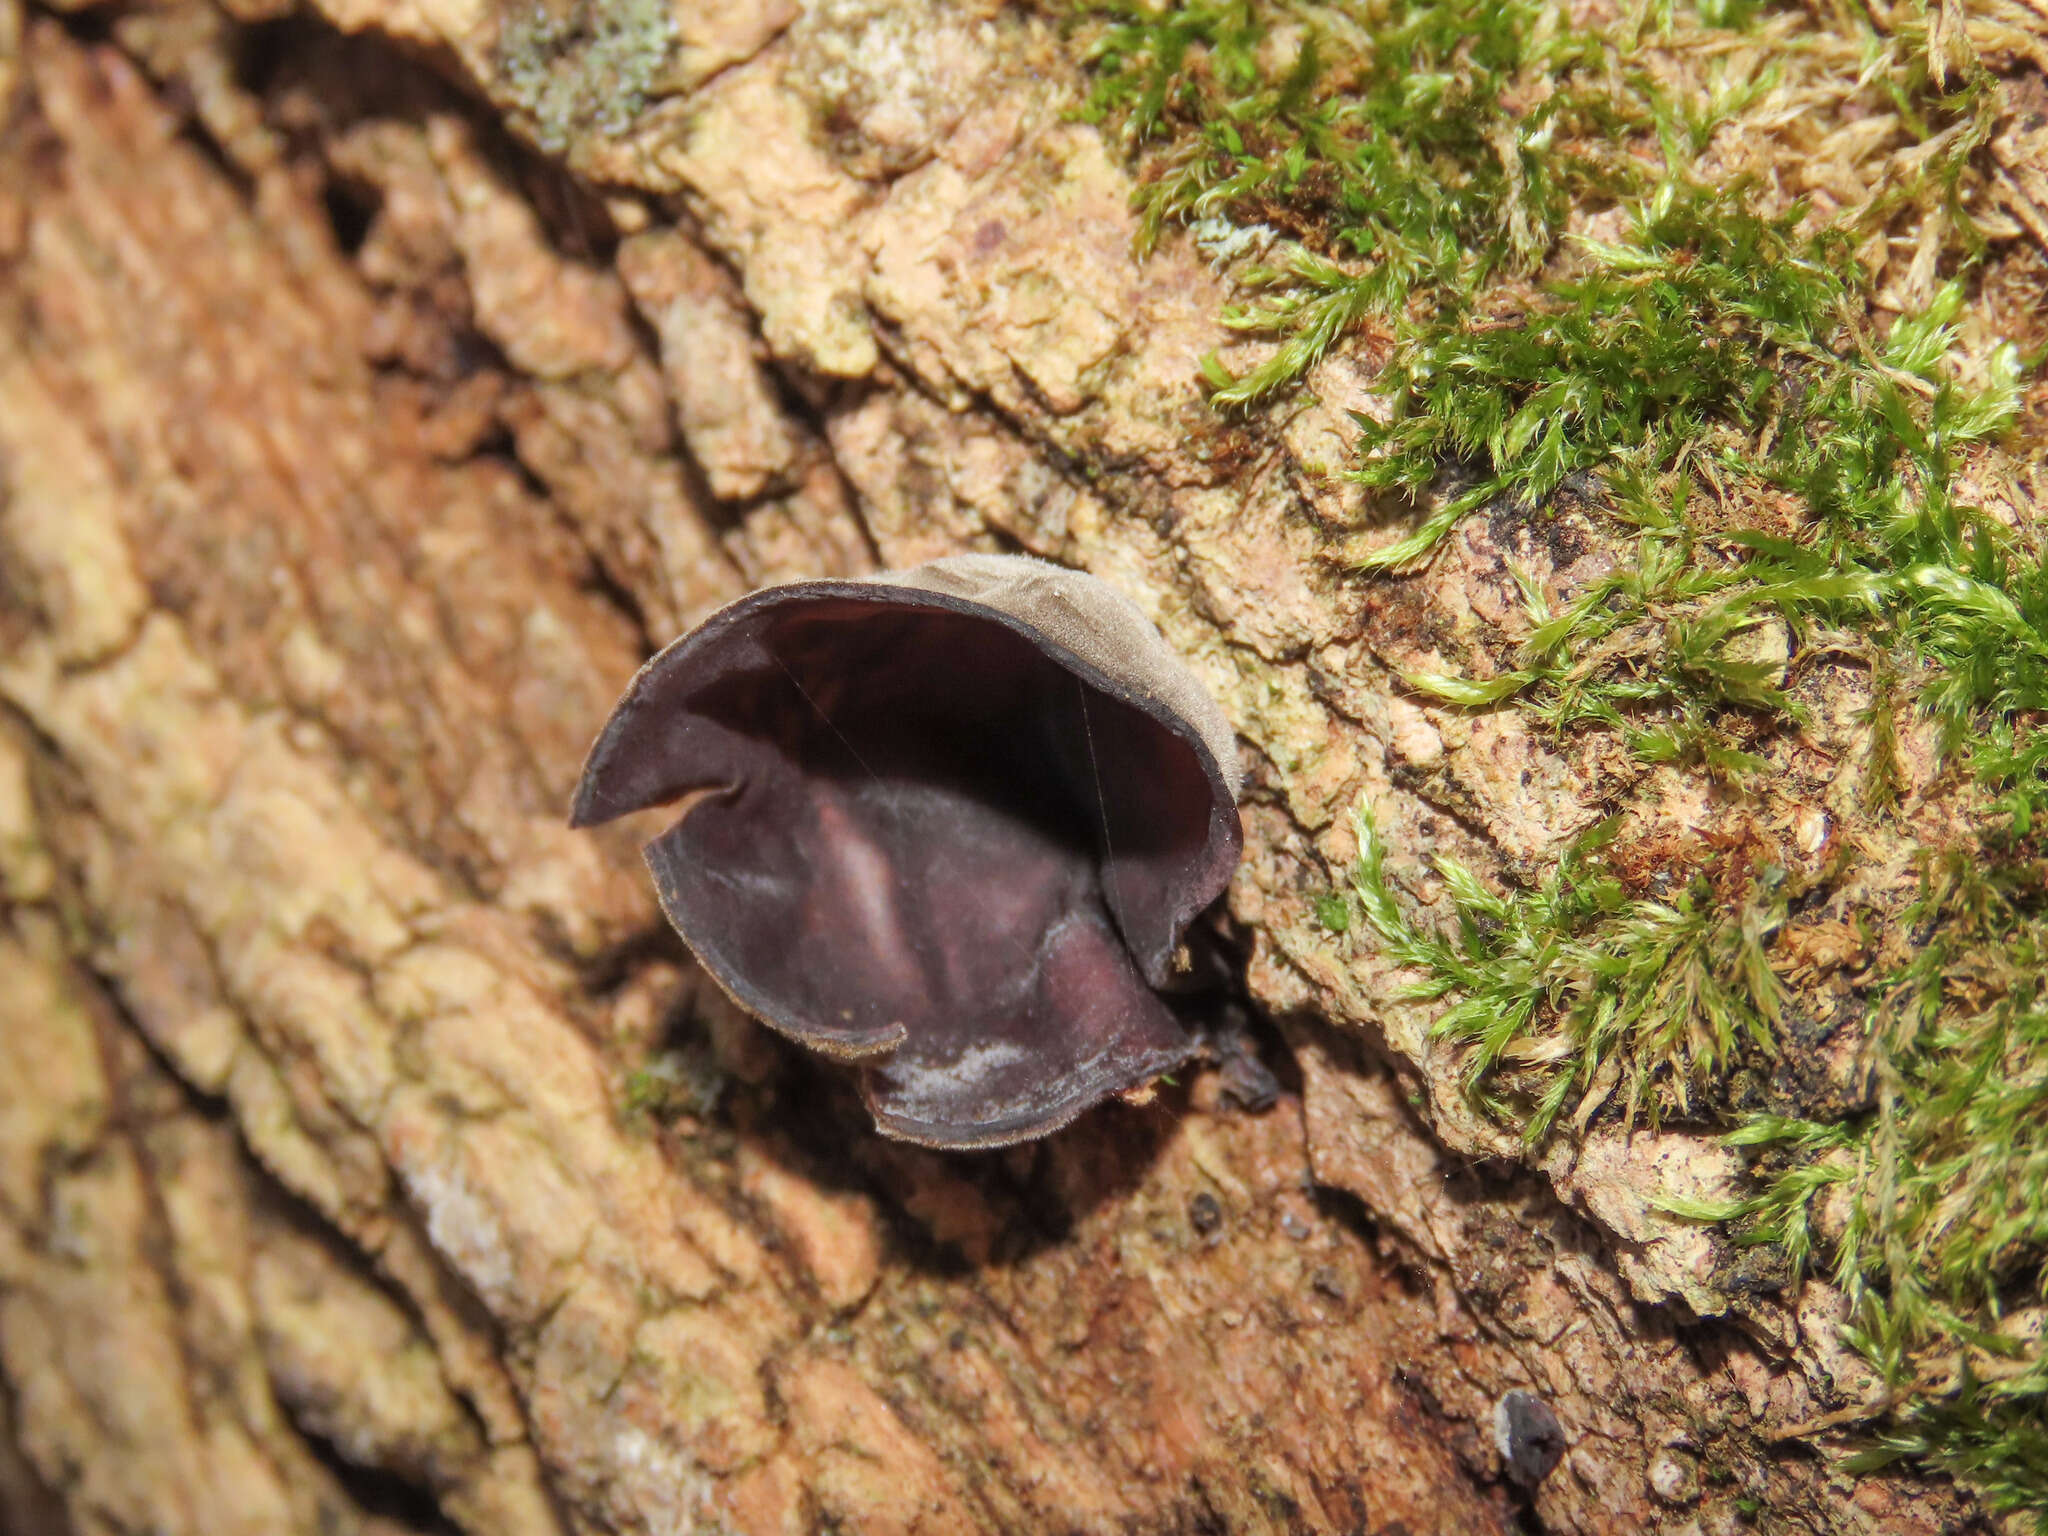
[{"left": 571, "top": 555, "right": 1243, "bottom": 1148}]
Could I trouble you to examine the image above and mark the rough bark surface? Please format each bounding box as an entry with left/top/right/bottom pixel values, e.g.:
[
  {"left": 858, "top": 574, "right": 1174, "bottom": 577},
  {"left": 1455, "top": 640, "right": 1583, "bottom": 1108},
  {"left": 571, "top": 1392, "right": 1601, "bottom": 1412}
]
[{"left": 0, "top": 1, "right": 2039, "bottom": 1533}]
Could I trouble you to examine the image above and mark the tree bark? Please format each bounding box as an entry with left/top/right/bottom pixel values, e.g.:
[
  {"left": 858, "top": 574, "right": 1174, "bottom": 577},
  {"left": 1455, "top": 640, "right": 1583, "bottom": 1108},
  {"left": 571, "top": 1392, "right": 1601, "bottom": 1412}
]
[{"left": 0, "top": 2, "right": 2036, "bottom": 1533}]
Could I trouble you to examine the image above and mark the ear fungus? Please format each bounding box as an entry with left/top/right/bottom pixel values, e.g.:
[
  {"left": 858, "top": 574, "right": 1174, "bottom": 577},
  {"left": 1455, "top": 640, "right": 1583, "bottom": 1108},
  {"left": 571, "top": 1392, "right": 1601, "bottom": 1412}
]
[{"left": 571, "top": 553, "right": 1243, "bottom": 1148}]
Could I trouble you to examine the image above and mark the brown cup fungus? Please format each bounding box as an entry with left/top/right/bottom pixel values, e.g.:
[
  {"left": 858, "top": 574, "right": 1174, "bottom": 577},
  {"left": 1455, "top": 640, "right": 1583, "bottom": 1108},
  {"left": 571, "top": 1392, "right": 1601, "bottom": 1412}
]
[{"left": 571, "top": 554, "right": 1243, "bottom": 1148}]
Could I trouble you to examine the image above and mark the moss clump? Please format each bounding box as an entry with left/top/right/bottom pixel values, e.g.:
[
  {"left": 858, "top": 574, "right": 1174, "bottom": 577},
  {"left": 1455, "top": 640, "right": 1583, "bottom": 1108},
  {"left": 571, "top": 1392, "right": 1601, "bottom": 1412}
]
[
  {"left": 1078, "top": 0, "right": 1660, "bottom": 402},
  {"left": 1392, "top": 255, "right": 2030, "bottom": 789},
  {"left": 1656, "top": 857, "right": 2048, "bottom": 1523},
  {"left": 1346, "top": 805, "right": 1787, "bottom": 1140},
  {"left": 1350, "top": 182, "right": 1867, "bottom": 567},
  {"left": 499, "top": 0, "right": 676, "bottom": 155},
  {"left": 1077, "top": 0, "right": 2047, "bottom": 1518},
  {"left": 619, "top": 1045, "right": 725, "bottom": 1126},
  {"left": 1078, "top": 0, "right": 2038, "bottom": 1141},
  {"left": 1311, "top": 889, "right": 1353, "bottom": 933}
]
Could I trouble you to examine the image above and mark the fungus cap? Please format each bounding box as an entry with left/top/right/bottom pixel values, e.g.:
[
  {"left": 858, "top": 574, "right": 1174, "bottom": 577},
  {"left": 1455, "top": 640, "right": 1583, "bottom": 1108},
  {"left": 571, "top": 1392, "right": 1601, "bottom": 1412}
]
[{"left": 571, "top": 554, "right": 1243, "bottom": 1148}]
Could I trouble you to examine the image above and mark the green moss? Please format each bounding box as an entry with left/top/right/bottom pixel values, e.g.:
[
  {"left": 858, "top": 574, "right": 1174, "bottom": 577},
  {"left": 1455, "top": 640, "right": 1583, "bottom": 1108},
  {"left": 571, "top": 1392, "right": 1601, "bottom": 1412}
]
[
  {"left": 1076, "top": 0, "right": 1670, "bottom": 402},
  {"left": 1320, "top": 182, "right": 2040, "bottom": 1526},
  {"left": 1077, "top": 0, "right": 2048, "bottom": 1517},
  {"left": 1335, "top": 802, "right": 2048, "bottom": 1521},
  {"left": 1311, "top": 890, "right": 1352, "bottom": 933},
  {"left": 1652, "top": 858, "right": 2048, "bottom": 1523},
  {"left": 1086, "top": 4, "right": 2032, "bottom": 804},
  {"left": 1345, "top": 804, "right": 1788, "bottom": 1139},
  {"left": 619, "top": 1045, "right": 725, "bottom": 1126},
  {"left": 1389, "top": 257, "right": 2032, "bottom": 802},
  {"left": 1332, "top": 241, "right": 2042, "bottom": 1526},
  {"left": 499, "top": 0, "right": 675, "bottom": 155},
  {"left": 1394, "top": 265, "right": 2033, "bottom": 794},
  {"left": 1352, "top": 182, "right": 1864, "bottom": 565}
]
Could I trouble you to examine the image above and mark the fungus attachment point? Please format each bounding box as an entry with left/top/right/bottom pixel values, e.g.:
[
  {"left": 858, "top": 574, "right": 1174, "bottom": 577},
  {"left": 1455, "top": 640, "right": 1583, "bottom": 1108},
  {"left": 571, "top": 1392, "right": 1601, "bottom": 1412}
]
[{"left": 571, "top": 554, "right": 1244, "bottom": 1148}]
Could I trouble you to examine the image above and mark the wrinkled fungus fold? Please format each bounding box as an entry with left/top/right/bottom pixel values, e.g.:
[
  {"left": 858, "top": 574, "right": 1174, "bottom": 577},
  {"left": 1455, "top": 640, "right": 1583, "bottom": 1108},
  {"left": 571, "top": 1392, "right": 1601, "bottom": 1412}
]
[{"left": 572, "top": 554, "right": 1242, "bottom": 1147}]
